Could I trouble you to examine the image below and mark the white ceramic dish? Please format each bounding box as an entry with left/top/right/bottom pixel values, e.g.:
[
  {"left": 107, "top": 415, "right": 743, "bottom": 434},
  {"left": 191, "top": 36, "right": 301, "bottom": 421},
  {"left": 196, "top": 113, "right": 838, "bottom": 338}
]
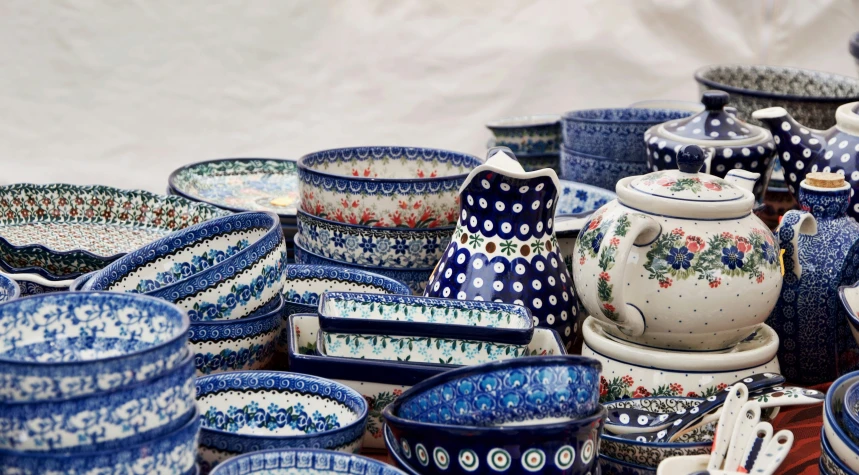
[{"left": 824, "top": 371, "right": 859, "bottom": 471}]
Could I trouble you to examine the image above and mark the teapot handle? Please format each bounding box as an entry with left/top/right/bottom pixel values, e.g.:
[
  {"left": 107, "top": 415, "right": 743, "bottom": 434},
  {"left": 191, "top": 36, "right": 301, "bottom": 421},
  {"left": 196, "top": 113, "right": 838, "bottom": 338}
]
[
  {"left": 777, "top": 210, "right": 817, "bottom": 279},
  {"left": 580, "top": 208, "right": 661, "bottom": 337}
]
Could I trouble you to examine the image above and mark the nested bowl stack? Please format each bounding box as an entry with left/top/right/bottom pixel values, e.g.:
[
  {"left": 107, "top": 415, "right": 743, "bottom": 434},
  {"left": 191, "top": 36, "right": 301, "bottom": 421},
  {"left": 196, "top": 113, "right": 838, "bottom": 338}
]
[
  {"left": 823, "top": 370, "right": 859, "bottom": 472},
  {"left": 209, "top": 448, "right": 407, "bottom": 475},
  {"left": 486, "top": 115, "right": 562, "bottom": 174}
]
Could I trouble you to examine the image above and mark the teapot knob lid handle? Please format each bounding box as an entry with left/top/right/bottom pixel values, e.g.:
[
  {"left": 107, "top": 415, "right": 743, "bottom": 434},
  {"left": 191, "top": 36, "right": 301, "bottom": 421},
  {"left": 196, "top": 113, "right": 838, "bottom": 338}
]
[
  {"left": 677, "top": 145, "right": 706, "bottom": 174},
  {"left": 701, "top": 90, "right": 730, "bottom": 111}
]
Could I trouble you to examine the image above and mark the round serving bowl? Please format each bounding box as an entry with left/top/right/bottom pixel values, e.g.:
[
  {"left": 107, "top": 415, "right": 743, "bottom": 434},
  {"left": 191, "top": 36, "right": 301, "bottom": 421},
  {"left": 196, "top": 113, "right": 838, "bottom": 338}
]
[
  {"left": 294, "top": 238, "right": 431, "bottom": 295},
  {"left": 486, "top": 115, "right": 562, "bottom": 155},
  {"left": 516, "top": 153, "right": 561, "bottom": 174},
  {"left": 560, "top": 147, "right": 650, "bottom": 191},
  {"left": 843, "top": 380, "right": 859, "bottom": 441},
  {"left": 694, "top": 64, "right": 859, "bottom": 129},
  {"left": 561, "top": 108, "right": 695, "bottom": 160},
  {"left": 296, "top": 209, "right": 453, "bottom": 268},
  {"left": 84, "top": 211, "right": 286, "bottom": 322},
  {"left": 297, "top": 146, "right": 482, "bottom": 229},
  {"left": 0, "top": 407, "right": 200, "bottom": 474},
  {"left": 582, "top": 317, "right": 780, "bottom": 403},
  {"left": 190, "top": 293, "right": 284, "bottom": 376},
  {"left": 0, "top": 183, "right": 229, "bottom": 281},
  {"left": 209, "top": 448, "right": 407, "bottom": 475},
  {"left": 821, "top": 428, "right": 853, "bottom": 475},
  {"left": 382, "top": 356, "right": 605, "bottom": 475},
  {"left": 0, "top": 291, "right": 189, "bottom": 402},
  {"left": 826, "top": 371, "right": 859, "bottom": 471},
  {"left": 196, "top": 371, "right": 369, "bottom": 474},
  {"left": 0, "top": 351, "right": 195, "bottom": 452}
]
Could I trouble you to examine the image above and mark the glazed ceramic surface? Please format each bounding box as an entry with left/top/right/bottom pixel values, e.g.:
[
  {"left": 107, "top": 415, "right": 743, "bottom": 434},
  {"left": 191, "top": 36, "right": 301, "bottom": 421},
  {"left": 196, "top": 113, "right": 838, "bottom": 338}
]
[
  {"left": 696, "top": 65, "right": 859, "bottom": 129},
  {"left": 169, "top": 158, "right": 300, "bottom": 222},
  {"left": 600, "top": 453, "right": 656, "bottom": 475},
  {"left": 425, "top": 150, "right": 579, "bottom": 349},
  {"left": 582, "top": 318, "right": 780, "bottom": 403},
  {"left": 840, "top": 284, "right": 859, "bottom": 366},
  {"left": 517, "top": 153, "right": 561, "bottom": 174},
  {"left": 209, "top": 448, "right": 407, "bottom": 475},
  {"left": 754, "top": 102, "right": 859, "bottom": 224},
  {"left": 0, "top": 291, "right": 189, "bottom": 402},
  {"left": 383, "top": 356, "right": 604, "bottom": 475},
  {"left": 561, "top": 108, "right": 695, "bottom": 161},
  {"left": 0, "top": 351, "right": 195, "bottom": 451},
  {"left": 190, "top": 294, "right": 283, "bottom": 376},
  {"left": 0, "top": 274, "right": 20, "bottom": 303},
  {"left": 287, "top": 313, "right": 566, "bottom": 450},
  {"left": 821, "top": 429, "right": 854, "bottom": 475},
  {"left": 0, "top": 407, "right": 200, "bottom": 475},
  {"left": 12, "top": 276, "right": 71, "bottom": 295},
  {"left": 0, "top": 184, "right": 228, "bottom": 280},
  {"left": 844, "top": 381, "right": 859, "bottom": 442},
  {"left": 298, "top": 146, "right": 481, "bottom": 229},
  {"left": 644, "top": 91, "right": 776, "bottom": 203},
  {"left": 573, "top": 146, "right": 782, "bottom": 351},
  {"left": 824, "top": 371, "right": 859, "bottom": 471},
  {"left": 84, "top": 212, "right": 287, "bottom": 322},
  {"left": 294, "top": 238, "right": 431, "bottom": 295},
  {"left": 196, "top": 371, "right": 368, "bottom": 474},
  {"left": 769, "top": 179, "right": 859, "bottom": 383},
  {"left": 486, "top": 115, "right": 561, "bottom": 155},
  {"left": 555, "top": 179, "right": 617, "bottom": 216},
  {"left": 560, "top": 147, "right": 651, "bottom": 191},
  {"left": 296, "top": 210, "right": 453, "bottom": 268}
]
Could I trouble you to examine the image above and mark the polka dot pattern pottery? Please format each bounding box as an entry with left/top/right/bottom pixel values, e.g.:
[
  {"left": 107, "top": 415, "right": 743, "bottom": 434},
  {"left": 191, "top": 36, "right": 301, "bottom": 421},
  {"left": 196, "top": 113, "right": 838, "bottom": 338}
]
[{"left": 207, "top": 448, "right": 407, "bottom": 475}]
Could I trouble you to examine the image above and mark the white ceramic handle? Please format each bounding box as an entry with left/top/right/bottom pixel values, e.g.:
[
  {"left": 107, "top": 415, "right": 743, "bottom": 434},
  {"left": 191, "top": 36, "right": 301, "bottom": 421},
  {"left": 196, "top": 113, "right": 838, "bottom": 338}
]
[
  {"left": 751, "top": 430, "right": 794, "bottom": 475},
  {"left": 777, "top": 211, "right": 817, "bottom": 279},
  {"left": 708, "top": 383, "right": 749, "bottom": 470},
  {"left": 724, "top": 401, "right": 762, "bottom": 471}
]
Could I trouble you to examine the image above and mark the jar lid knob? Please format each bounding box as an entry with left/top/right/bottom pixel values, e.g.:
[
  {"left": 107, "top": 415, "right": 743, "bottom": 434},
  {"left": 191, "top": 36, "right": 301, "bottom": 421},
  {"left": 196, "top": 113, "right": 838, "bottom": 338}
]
[
  {"left": 701, "top": 90, "right": 729, "bottom": 111},
  {"left": 677, "top": 145, "right": 706, "bottom": 174}
]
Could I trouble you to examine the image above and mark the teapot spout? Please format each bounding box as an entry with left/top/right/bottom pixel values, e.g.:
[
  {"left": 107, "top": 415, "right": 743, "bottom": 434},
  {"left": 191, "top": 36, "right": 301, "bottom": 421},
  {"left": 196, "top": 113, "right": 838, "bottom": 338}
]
[
  {"left": 724, "top": 169, "right": 760, "bottom": 194},
  {"left": 752, "top": 106, "right": 824, "bottom": 192}
]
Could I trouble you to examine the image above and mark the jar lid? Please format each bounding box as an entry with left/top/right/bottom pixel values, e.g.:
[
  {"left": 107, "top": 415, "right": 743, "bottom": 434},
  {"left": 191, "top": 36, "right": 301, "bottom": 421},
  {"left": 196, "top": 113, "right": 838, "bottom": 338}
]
[{"left": 660, "top": 91, "right": 766, "bottom": 143}]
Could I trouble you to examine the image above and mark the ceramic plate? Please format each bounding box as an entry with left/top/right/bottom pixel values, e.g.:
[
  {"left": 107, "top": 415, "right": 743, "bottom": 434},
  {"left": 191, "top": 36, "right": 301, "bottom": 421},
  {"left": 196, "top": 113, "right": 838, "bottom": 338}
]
[
  {"left": 168, "top": 158, "right": 300, "bottom": 222},
  {"left": 0, "top": 183, "right": 229, "bottom": 280}
]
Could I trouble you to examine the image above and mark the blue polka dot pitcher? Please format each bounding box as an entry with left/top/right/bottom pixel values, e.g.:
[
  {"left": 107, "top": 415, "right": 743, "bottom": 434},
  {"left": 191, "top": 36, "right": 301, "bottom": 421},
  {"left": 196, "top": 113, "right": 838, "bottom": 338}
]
[{"left": 424, "top": 147, "right": 580, "bottom": 349}]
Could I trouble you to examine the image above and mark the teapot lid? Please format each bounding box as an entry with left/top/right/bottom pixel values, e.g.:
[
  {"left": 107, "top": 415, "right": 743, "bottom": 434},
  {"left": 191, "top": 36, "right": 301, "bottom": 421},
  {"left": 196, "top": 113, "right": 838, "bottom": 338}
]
[
  {"left": 626, "top": 145, "right": 748, "bottom": 203},
  {"left": 659, "top": 91, "right": 768, "bottom": 144}
]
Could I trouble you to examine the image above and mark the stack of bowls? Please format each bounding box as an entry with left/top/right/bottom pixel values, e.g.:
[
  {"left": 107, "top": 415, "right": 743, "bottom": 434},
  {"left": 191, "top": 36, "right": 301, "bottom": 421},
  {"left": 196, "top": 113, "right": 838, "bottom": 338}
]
[
  {"left": 209, "top": 449, "right": 407, "bottom": 475},
  {"left": 294, "top": 146, "right": 482, "bottom": 294},
  {"left": 560, "top": 108, "right": 695, "bottom": 190},
  {"left": 81, "top": 211, "right": 287, "bottom": 376},
  {"left": 822, "top": 370, "right": 859, "bottom": 474},
  {"left": 382, "top": 356, "right": 606, "bottom": 475},
  {"left": 851, "top": 32, "right": 859, "bottom": 76},
  {"left": 486, "top": 114, "right": 562, "bottom": 173},
  {"left": 0, "top": 292, "right": 199, "bottom": 474}
]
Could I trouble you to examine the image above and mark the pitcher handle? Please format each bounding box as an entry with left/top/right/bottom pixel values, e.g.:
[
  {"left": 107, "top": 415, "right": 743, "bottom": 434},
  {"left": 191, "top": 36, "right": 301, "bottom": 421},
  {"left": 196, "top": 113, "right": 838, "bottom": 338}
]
[
  {"left": 777, "top": 210, "right": 817, "bottom": 279},
  {"left": 585, "top": 209, "right": 661, "bottom": 337}
]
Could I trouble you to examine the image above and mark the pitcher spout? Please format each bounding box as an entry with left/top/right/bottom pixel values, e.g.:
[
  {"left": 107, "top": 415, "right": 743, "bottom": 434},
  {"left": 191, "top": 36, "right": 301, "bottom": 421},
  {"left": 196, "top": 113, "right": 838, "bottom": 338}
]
[
  {"left": 724, "top": 169, "right": 759, "bottom": 195},
  {"left": 752, "top": 106, "right": 824, "bottom": 193}
]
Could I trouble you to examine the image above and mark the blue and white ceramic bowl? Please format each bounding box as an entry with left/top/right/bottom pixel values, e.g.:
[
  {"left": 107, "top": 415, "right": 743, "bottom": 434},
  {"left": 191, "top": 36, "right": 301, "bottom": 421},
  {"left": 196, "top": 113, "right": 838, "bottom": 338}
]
[
  {"left": 0, "top": 407, "right": 200, "bottom": 475},
  {"left": 821, "top": 428, "right": 853, "bottom": 475},
  {"left": 517, "top": 153, "right": 561, "bottom": 174},
  {"left": 294, "top": 238, "right": 432, "bottom": 295},
  {"left": 486, "top": 115, "right": 562, "bottom": 155},
  {"left": 0, "top": 273, "right": 21, "bottom": 302},
  {"left": 382, "top": 356, "right": 605, "bottom": 475},
  {"left": 560, "top": 147, "right": 650, "bottom": 191},
  {"left": 296, "top": 209, "right": 453, "bottom": 268},
  {"left": 190, "top": 294, "right": 283, "bottom": 376},
  {"left": 84, "top": 211, "right": 287, "bottom": 321},
  {"left": 844, "top": 380, "right": 859, "bottom": 443},
  {"left": 600, "top": 453, "right": 655, "bottom": 475},
  {"left": 824, "top": 371, "right": 859, "bottom": 472},
  {"left": 0, "top": 291, "right": 189, "bottom": 402},
  {"left": 196, "top": 371, "right": 369, "bottom": 474},
  {"left": 209, "top": 448, "right": 407, "bottom": 475},
  {"left": 0, "top": 351, "right": 195, "bottom": 452},
  {"left": 555, "top": 180, "right": 617, "bottom": 216},
  {"left": 561, "top": 108, "right": 695, "bottom": 161}
]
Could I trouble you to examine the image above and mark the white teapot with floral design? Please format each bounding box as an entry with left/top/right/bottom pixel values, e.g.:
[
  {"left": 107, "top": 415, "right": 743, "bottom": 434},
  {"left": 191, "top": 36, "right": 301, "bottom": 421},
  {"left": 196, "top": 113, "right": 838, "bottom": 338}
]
[{"left": 573, "top": 145, "right": 787, "bottom": 351}]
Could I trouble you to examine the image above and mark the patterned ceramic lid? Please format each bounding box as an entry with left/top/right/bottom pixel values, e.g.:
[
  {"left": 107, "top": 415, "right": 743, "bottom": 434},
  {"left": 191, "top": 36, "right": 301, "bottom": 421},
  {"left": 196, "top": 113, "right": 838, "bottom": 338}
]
[
  {"left": 659, "top": 91, "right": 767, "bottom": 143},
  {"left": 628, "top": 145, "right": 747, "bottom": 202}
]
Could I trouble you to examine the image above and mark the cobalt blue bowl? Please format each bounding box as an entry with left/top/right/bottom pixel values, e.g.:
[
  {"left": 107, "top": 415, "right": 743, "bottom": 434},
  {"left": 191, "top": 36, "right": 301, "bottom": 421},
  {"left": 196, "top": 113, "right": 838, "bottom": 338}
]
[
  {"left": 560, "top": 147, "right": 650, "bottom": 191},
  {"left": 0, "top": 291, "right": 189, "bottom": 402},
  {"left": 209, "top": 448, "right": 407, "bottom": 475},
  {"left": 382, "top": 356, "right": 605, "bottom": 475}
]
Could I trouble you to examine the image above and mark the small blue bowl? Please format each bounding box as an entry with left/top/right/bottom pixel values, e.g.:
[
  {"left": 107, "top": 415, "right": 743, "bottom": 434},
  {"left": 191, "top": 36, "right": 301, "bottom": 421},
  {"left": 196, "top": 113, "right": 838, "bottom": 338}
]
[
  {"left": 560, "top": 147, "right": 650, "bottom": 191},
  {"left": 821, "top": 427, "right": 853, "bottom": 475},
  {"left": 0, "top": 274, "right": 20, "bottom": 303},
  {"left": 0, "top": 291, "right": 189, "bottom": 402},
  {"left": 844, "top": 381, "right": 859, "bottom": 442},
  {"left": 209, "top": 448, "right": 407, "bottom": 475},
  {"left": 383, "top": 356, "right": 604, "bottom": 475}
]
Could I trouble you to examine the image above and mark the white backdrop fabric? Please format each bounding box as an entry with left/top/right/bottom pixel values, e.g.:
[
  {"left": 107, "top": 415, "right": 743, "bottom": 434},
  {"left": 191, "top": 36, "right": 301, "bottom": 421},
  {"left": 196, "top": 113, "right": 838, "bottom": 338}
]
[{"left": 0, "top": 0, "right": 857, "bottom": 192}]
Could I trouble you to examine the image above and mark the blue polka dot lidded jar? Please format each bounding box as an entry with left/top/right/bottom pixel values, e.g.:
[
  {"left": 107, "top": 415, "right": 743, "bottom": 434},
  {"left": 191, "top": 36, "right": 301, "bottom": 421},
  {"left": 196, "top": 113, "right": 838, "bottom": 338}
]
[{"left": 424, "top": 147, "right": 580, "bottom": 349}]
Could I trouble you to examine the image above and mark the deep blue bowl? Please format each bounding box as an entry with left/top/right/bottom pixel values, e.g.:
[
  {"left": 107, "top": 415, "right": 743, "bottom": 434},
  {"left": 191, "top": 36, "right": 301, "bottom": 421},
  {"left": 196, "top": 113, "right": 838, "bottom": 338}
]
[
  {"left": 209, "top": 448, "right": 407, "bottom": 475},
  {"left": 560, "top": 147, "right": 649, "bottom": 191},
  {"left": 0, "top": 291, "right": 189, "bottom": 402},
  {"left": 382, "top": 356, "right": 604, "bottom": 475}
]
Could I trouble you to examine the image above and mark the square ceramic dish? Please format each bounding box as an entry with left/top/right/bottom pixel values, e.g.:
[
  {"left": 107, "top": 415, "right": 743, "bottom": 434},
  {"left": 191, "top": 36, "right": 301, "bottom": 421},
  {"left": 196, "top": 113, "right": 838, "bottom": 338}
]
[
  {"left": 317, "top": 292, "right": 533, "bottom": 345},
  {"left": 287, "top": 313, "right": 565, "bottom": 450}
]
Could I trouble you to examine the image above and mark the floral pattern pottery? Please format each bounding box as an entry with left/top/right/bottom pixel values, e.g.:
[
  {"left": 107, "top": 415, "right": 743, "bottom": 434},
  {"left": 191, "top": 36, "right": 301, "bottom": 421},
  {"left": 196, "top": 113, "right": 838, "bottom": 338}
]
[
  {"left": 560, "top": 147, "right": 650, "bottom": 191},
  {"left": 190, "top": 294, "right": 283, "bottom": 376},
  {"left": 754, "top": 101, "right": 859, "bottom": 223},
  {"left": 555, "top": 179, "right": 617, "bottom": 216},
  {"left": 572, "top": 144, "right": 784, "bottom": 351},
  {"left": 843, "top": 380, "right": 859, "bottom": 440},
  {"left": 821, "top": 429, "right": 853, "bottom": 475},
  {"left": 84, "top": 212, "right": 287, "bottom": 321},
  {"left": 208, "top": 448, "right": 407, "bottom": 475},
  {"left": 696, "top": 64, "right": 859, "bottom": 129},
  {"left": 769, "top": 177, "right": 859, "bottom": 384},
  {"left": 0, "top": 291, "right": 189, "bottom": 402},
  {"left": 296, "top": 209, "right": 453, "bottom": 268},
  {"left": 486, "top": 115, "right": 561, "bottom": 155},
  {"left": 0, "top": 407, "right": 200, "bottom": 475},
  {"left": 0, "top": 352, "right": 195, "bottom": 452},
  {"left": 517, "top": 153, "right": 561, "bottom": 174},
  {"left": 383, "top": 356, "right": 604, "bottom": 475},
  {"left": 196, "top": 371, "right": 368, "bottom": 475},
  {"left": 168, "top": 158, "right": 300, "bottom": 223},
  {"left": 582, "top": 317, "right": 780, "bottom": 403},
  {"left": 0, "top": 183, "right": 228, "bottom": 280},
  {"left": 0, "top": 274, "right": 20, "bottom": 303},
  {"left": 644, "top": 90, "right": 777, "bottom": 203},
  {"left": 824, "top": 371, "right": 859, "bottom": 471},
  {"left": 298, "top": 146, "right": 481, "bottom": 229},
  {"left": 425, "top": 149, "right": 580, "bottom": 349},
  {"left": 287, "top": 313, "right": 566, "bottom": 450}
]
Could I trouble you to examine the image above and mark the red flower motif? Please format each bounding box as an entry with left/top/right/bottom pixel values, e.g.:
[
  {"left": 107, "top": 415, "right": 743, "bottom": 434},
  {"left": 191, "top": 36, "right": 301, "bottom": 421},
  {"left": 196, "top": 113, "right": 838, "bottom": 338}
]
[
  {"left": 659, "top": 278, "right": 672, "bottom": 288},
  {"left": 407, "top": 215, "right": 418, "bottom": 228},
  {"left": 413, "top": 200, "right": 423, "bottom": 210},
  {"left": 360, "top": 209, "right": 375, "bottom": 223},
  {"left": 801, "top": 204, "right": 811, "bottom": 212},
  {"left": 716, "top": 383, "right": 728, "bottom": 391},
  {"left": 333, "top": 209, "right": 345, "bottom": 222},
  {"left": 671, "top": 228, "right": 685, "bottom": 237},
  {"left": 393, "top": 389, "right": 403, "bottom": 396},
  {"left": 347, "top": 214, "right": 359, "bottom": 225},
  {"left": 602, "top": 303, "right": 616, "bottom": 313},
  {"left": 704, "top": 181, "right": 722, "bottom": 191},
  {"left": 736, "top": 236, "right": 753, "bottom": 253},
  {"left": 579, "top": 256, "right": 586, "bottom": 265},
  {"left": 721, "top": 232, "right": 733, "bottom": 239},
  {"left": 430, "top": 170, "right": 438, "bottom": 178},
  {"left": 599, "top": 377, "right": 608, "bottom": 397},
  {"left": 390, "top": 211, "right": 403, "bottom": 226},
  {"left": 621, "top": 375, "right": 634, "bottom": 387},
  {"left": 685, "top": 235, "right": 705, "bottom": 253},
  {"left": 669, "top": 383, "right": 683, "bottom": 394},
  {"left": 352, "top": 169, "right": 360, "bottom": 177},
  {"left": 756, "top": 274, "right": 765, "bottom": 284},
  {"left": 709, "top": 278, "right": 721, "bottom": 288},
  {"left": 656, "top": 177, "right": 676, "bottom": 187},
  {"left": 340, "top": 198, "right": 350, "bottom": 208},
  {"left": 686, "top": 391, "right": 699, "bottom": 397},
  {"left": 587, "top": 217, "right": 602, "bottom": 230},
  {"left": 363, "top": 167, "right": 372, "bottom": 177},
  {"left": 610, "top": 237, "right": 620, "bottom": 246},
  {"left": 399, "top": 200, "right": 409, "bottom": 210},
  {"left": 417, "top": 170, "right": 425, "bottom": 178},
  {"left": 632, "top": 386, "right": 652, "bottom": 398},
  {"left": 599, "top": 272, "right": 610, "bottom": 282}
]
